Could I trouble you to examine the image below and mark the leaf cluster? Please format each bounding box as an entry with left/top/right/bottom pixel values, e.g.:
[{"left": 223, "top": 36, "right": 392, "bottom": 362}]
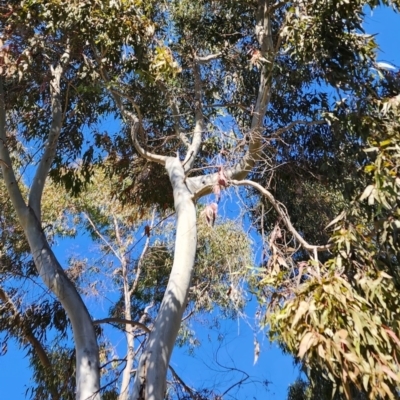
[{"left": 256, "top": 94, "right": 400, "bottom": 399}]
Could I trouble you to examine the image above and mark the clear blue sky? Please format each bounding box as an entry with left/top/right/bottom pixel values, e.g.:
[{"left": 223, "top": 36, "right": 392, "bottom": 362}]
[{"left": 1, "top": 6, "right": 400, "bottom": 400}]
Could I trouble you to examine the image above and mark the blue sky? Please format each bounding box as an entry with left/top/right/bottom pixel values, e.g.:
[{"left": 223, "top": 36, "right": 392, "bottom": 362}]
[{"left": 1, "top": 5, "right": 400, "bottom": 400}]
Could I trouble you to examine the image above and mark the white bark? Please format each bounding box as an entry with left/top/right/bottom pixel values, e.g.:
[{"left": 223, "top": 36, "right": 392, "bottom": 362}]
[
  {"left": 183, "top": 0, "right": 275, "bottom": 198},
  {"left": 24, "top": 217, "right": 101, "bottom": 400},
  {"left": 119, "top": 253, "right": 134, "bottom": 400},
  {"left": 28, "top": 62, "right": 65, "bottom": 223},
  {"left": 119, "top": 211, "right": 153, "bottom": 400},
  {"left": 109, "top": 5, "right": 276, "bottom": 397},
  {"left": 0, "top": 73, "right": 100, "bottom": 400},
  {"left": 131, "top": 156, "right": 197, "bottom": 400}
]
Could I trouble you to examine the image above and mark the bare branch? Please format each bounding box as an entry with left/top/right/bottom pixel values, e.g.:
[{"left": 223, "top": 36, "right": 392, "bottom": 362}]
[
  {"left": 83, "top": 212, "right": 122, "bottom": 262},
  {"left": 169, "top": 365, "right": 198, "bottom": 400},
  {"left": 220, "top": 369, "right": 250, "bottom": 398},
  {"left": 194, "top": 52, "right": 222, "bottom": 64},
  {"left": 271, "top": 119, "right": 326, "bottom": 137},
  {"left": 114, "top": 89, "right": 167, "bottom": 164},
  {"left": 231, "top": 179, "right": 332, "bottom": 252},
  {"left": 181, "top": 309, "right": 194, "bottom": 323},
  {"left": 28, "top": 44, "right": 71, "bottom": 222},
  {"left": 93, "top": 318, "right": 150, "bottom": 333}
]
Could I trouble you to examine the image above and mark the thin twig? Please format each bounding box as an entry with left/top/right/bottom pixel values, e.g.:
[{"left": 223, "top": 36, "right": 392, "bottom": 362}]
[
  {"left": 169, "top": 365, "right": 197, "bottom": 400},
  {"left": 83, "top": 212, "right": 122, "bottom": 262}
]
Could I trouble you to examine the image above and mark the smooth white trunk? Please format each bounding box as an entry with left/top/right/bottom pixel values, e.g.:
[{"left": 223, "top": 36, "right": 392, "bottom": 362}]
[
  {"left": 131, "top": 157, "right": 197, "bottom": 400},
  {"left": 119, "top": 255, "right": 134, "bottom": 400},
  {"left": 0, "top": 75, "right": 100, "bottom": 400},
  {"left": 23, "top": 208, "right": 100, "bottom": 400}
]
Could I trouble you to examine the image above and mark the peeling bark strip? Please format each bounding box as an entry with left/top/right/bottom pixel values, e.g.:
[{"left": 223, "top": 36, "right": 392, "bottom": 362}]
[{"left": 131, "top": 157, "right": 197, "bottom": 400}]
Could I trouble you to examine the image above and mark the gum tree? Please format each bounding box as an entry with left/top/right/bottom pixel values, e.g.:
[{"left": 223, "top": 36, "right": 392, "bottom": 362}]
[{"left": 2, "top": 0, "right": 400, "bottom": 399}]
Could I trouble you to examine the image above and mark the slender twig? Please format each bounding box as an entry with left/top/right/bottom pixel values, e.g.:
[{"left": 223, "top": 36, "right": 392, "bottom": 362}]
[
  {"left": 83, "top": 212, "right": 122, "bottom": 262},
  {"left": 125, "top": 210, "right": 176, "bottom": 257},
  {"left": 169, "top": 365, "right": 197, "bottom": 400}
]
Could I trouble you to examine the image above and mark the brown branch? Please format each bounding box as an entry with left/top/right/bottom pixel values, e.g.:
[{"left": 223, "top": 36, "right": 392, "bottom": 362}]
[
  {"left": 169, "top": 365, "right": 197, "bottom": 400},
  {"left": 271, "top": 119, "right": 326, "bottom": 137},
  {"left": 231, "top": 179, "right": 332, "bottom": 252},
  {"left": 93, "top": 318, "right": 150, "bottom": 333},
  {"left": 29, "top": 42, "right": 71, "bottom": 222},
  {"left": 83, "top": 212, "right": 122, "bottom": 262}
]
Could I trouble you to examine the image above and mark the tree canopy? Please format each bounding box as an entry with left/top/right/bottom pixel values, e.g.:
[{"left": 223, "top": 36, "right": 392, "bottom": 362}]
[{"left": 1, "top": 0, "right": 400, "bottom": 399}]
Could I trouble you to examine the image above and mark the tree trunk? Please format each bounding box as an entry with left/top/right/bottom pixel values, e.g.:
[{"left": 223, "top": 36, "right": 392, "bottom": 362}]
[
  {"left": 0, "top": 77, "right": 100, "bottom": 400},
  {"left": 119, "top": 250, "right": 134, "bottom": 400},
  {"left": 23, "top": 208, "right": 101, "bottom": 400},
  {"left": 131, "top": 156, "right": 197, "bottom": 400}
]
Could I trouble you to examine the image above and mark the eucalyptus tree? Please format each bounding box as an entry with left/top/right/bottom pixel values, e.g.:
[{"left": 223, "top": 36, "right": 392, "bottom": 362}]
[
  {"left": 1, "top": 168, "right": 250, "bottom": 400},
  {"left": 2, "top": 1, "right": 400, "bottom": 400}
]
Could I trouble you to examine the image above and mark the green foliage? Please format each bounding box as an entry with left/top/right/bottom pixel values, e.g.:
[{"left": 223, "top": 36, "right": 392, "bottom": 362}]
[
  {"left": 255, "top": 94, "right": 400, "bottom": 399},
  {"left": 2, "top": 0, "right": 400, "bottom": 398}
]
